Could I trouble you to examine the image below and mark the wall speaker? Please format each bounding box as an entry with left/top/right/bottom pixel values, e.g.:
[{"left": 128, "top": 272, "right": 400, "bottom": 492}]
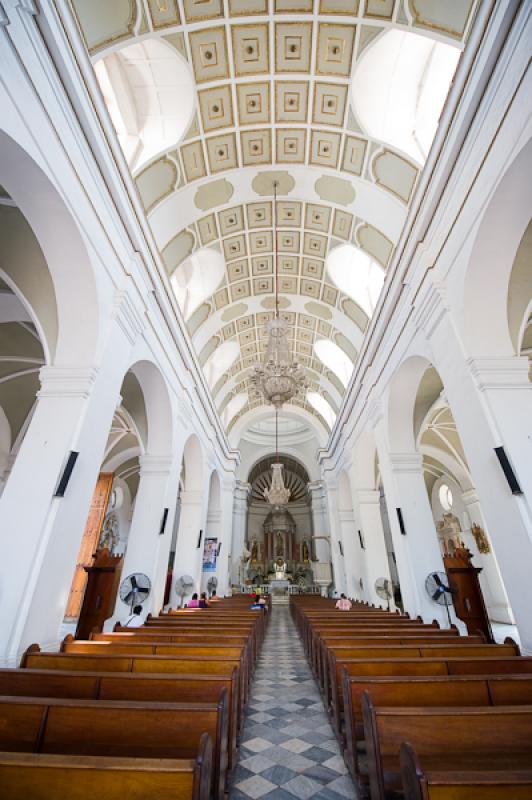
[
  {"left": 494, "top": 446, "right": 523, "bottom": 495},
  {"left": 54, "top": 451, "right": 79, "bottom": 497},
  {"left": 196, "top": 529, "right": 203, "bottom": 549},
  {"left": 338, "top": 541, "right": 344, "bottom": 556},
  {"left": 396, "top": 507, "right": 406, "bottom": 535},
  {"left": 217, "top": 542, "right": 222, "bottom": 556},
  {"left": 358, "top": 529, "right": 365, "bottom": 550},
  {"left": 159, "top": 508, "right": 169, "bottom": 534}
]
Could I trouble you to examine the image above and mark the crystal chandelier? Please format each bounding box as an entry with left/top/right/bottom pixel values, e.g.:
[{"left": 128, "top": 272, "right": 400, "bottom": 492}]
[
  {"left": 251, "top": 181, "right": 308, "bottom": 409},
  {"left": 263, "top": 409, "right": 291, "bottom": 507}
]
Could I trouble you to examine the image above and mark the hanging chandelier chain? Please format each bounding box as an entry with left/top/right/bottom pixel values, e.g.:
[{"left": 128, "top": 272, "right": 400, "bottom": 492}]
[{"left": 273, "top": 180, "right": 279, "bottom": 320}]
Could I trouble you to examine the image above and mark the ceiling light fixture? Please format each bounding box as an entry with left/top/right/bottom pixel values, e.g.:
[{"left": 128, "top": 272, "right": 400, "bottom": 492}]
[{"left": 251, "top": 180, "right": 308, "bottom": 410}]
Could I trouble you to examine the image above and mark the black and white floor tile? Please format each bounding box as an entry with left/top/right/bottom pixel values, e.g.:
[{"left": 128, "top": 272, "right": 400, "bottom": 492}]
[{"left": 230, "top": 606, "right": 357, "bottom": 799}]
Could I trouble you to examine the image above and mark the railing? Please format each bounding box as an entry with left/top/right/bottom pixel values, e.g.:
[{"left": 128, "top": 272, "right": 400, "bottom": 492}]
[{"left": 240, "top": 584, "right": 321, "bottom": 595}]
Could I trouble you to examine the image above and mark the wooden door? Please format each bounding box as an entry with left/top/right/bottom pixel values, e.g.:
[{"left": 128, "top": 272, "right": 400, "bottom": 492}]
[
  {"left": 75, "top": 549, "right": 123, "bottom": 639},
  {"left": 65, "top": 472, "right": 114, "bottom": 620}
]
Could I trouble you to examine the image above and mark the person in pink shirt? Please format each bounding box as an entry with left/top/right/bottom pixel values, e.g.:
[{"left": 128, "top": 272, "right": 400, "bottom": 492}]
[
  {"left": 187, "top": 593, "right": 200, "bottom": 608},
  {"left": 335, "top": 593, "right": 352, "bottom": 611}
]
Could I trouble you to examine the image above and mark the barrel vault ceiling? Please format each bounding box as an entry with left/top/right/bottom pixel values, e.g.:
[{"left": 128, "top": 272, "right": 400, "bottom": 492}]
[{"left": 71, "top": 0, "right": 478, "bottom": 438}]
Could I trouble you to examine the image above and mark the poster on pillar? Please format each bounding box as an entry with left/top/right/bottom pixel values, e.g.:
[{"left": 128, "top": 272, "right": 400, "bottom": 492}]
[{"left": 202, "top": 538, "right": 218, "bottom": 572}]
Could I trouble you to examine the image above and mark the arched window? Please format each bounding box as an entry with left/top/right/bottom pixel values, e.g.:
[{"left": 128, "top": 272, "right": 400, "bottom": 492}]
[
  {"left": 171, "top": 247, "right": 225, "bottom": 321},
  {"left": 326, "top": 243, "right": 385, "bottom": 316},
  {"left": 314, "top": 340, "right": 353, "bottom": 388},
  {"left": 204, "top": 340, "right": 240, "bottom": 388},
  {"left": 307, "top": 392, "right": 336, "bottom": 428},
  {"left": 439, "top": 483, "right": 454, "bottom": 512},
  {"left": 94, "top": 39, "right": 195, "bottom": 171},
  {"left": 352, "top": 30, "right": 460, "bottom": 164}
]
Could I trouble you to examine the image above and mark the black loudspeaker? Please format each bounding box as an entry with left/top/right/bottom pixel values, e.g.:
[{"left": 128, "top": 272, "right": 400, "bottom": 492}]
[
  {"left": 494, "top": 446, "right": 523, "bottom": 495},
  {"left": 197, "top": 529, "right": 203, "bottom": 549},
  {"left": 54, "top": 451, "right": 79, "bottom": 497},
  {"left": 396, "top": 507, "right": 406, "bottom": 535},
  {"left": 338, "top": 541, "right": 344, "bottom": 557},
  {"left": 358, "top": 530, "right": 365, "bottom": 550},
  {"left": 159, "top": 508, "right": 169, "bottom": 534},
  {"left": 217, "top": 542, "right": 222, "bottom": 556}
]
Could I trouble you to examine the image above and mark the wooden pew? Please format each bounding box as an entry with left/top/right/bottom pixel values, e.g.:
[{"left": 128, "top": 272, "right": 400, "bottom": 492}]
[
  {"left": 400, "top": 742, "right": 532, "bottom": 800},
  {"left": 326, "top": 643, "right": 519, "bottom": 734},
  {"left": 21, "top": 648, "right": 246, "bottom": 735},
  {"left": 0, "top": 738, "right": 212, "bottom": 800},
  {"left": 343, "top": 674, "right": 532, "bottom": 782},
  {"left": 0, "top": 695, "right": 228, "bottom": 800},
  {"left": 362, "top": 697, "right": 532, "bottom": 800},
  {"left": 0, "top": 667, "right": 239, "bottom": 777}
]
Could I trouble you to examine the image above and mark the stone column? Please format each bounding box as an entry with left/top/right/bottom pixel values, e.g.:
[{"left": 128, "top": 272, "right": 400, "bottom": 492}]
[
  {"left": 111, "top": 454, "right": 173, "bottom": 622},
  {"left": 460, "top": 489, "right": 514, "bottom": 624},
  {"left": 324, "top": 480, "right": 348, "bottom": 596},
  {"left": 419, "top": 287, "right": 532, "bottom": 651},
  {"left": 230, "top": 481, "right": 250, "bottom": 586},
  {"left": 374, "top": 422, "right": 449, "bottom": 625},
  {"left": 215, "top": 479, "right": 236, "bottom": 596},
  {"left": 308, "top": 480, "right": 333, "bottom": 595},
  {"left": 354, "top": 489, "right": 395, "bottom": 608},
  {"left": 338, "top": 507, "right": 360, "bottom": 599},
  {"left": 172, "top": 489, "right": 207, "bottom": 604}
]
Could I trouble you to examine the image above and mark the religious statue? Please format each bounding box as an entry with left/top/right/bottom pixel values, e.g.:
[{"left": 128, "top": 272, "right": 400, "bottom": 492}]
[
  {"left": 275, "top": 557, "right": 287, "bottom": 579},
  {"left": 239, "top": 546, "right": 251, "bottom": 585},
  {"left": 302, "top": 540, "right": 310, "bottom": 563},
  {"left": 275, "top": 532, "right": 284, "bottom": 558},
  {"left": 472, "top": 523, "right": 490, "bottom": 554},
  {"left": 250, "top": 540, "right": 258, "bottom": 563}
]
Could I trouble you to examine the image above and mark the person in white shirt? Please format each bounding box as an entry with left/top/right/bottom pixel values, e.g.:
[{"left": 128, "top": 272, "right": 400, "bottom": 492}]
[
  {"left": 335, "top": 593, "right": 352, "bottom": 611},
  {"left": 123, "top": 604, "right": 144, "bottom": 627}
]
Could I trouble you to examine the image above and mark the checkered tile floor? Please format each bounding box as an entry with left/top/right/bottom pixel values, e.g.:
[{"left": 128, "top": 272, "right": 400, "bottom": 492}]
[{"left": 230, "top": 606, "right": 357, "bottom": 799}]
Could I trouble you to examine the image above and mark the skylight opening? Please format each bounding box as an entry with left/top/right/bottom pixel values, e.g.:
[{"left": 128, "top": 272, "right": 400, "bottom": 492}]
[
  {"left": 326, "top": 243, "right": 385, "bottom": 316},
  {"left": 352, "top": 29, "right": 460, "bottom": 164},
  {"left": 171, "top": 247, "right": 225, "bottom": 321},
  {"left": 95, "top": 39, "right": 195, "bottom": 172},
  {"left": 307, "top": 392, "right": 336, "bottom": 428},
  {"left": 204, "top": 341, "right": 240, "bottom": 388},
  {"left": 314, "top": 340, "right": 354, "bottom": 388}
]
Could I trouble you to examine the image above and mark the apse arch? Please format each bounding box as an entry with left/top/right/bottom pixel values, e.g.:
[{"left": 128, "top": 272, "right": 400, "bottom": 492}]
[{"left": 462, "top": 137, "right": 532, "bottom": 358}]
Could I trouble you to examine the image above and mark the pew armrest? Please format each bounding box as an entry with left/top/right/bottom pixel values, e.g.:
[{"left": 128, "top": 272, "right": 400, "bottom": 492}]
[{"left": 400, "top": 742, "right": 425, "bottom": 800}]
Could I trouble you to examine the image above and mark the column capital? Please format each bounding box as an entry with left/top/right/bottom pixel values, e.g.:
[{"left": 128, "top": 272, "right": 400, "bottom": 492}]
[
  {"left": 468, "top": 357, "right": 531, "bottom": 391},
  {"left": 389, "top": 452, "right": 424, "bottom": 474},
  {"left": 461, "top": 488, "right": 480, "bottom": 506},
  {"left": 37, "top": 366, "right": 98, "bottom": 400},
  {"left": 180, "top": 489, "right": 204, "bottom": 505},
  {"left": 356, "top": 489, "right": 381, "bottom": 505},
  {"left": 138, "top": 454, "right": 173, "bottom": 477}
]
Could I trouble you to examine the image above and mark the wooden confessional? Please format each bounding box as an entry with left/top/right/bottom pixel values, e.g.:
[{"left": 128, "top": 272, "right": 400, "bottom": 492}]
[{"left": 75, "top": 548, "right": 123, "bottom": 640}]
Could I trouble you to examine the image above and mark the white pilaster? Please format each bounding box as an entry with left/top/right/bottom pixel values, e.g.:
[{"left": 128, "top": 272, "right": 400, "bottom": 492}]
[
  {"left": 230, "top": 481, "right": 250, "bottom": 586},
  {"left": 354, "top": 488, "right": 395, "bottom": 608}
]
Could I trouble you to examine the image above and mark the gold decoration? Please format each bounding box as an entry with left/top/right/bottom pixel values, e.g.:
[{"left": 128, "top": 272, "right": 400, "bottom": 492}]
[{"left": 472, "top": 523, "right": 490, "bottom": 554}]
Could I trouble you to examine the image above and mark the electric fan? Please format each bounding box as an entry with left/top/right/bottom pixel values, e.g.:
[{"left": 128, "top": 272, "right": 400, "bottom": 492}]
[
  {"left": 425, "top": 571, "right": 455, "bottom": 626},
  {"left": 375, "top": 577, "right": 393, "bottom": 610},
  {"left": 119, "top": 573, "right": 151, "bottom": 612},
  {"left": 175, "top": 574, "right": 195, "bottom": 607},
  {"left": 207, "top": 576, "right": 218, "bottom": 595}
]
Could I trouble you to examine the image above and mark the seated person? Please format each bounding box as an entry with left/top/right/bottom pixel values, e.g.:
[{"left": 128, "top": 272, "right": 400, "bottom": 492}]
[
  {"left": 123, "top": 604, "right": 144, "bottom": 627},
  {"left": 199, "top": 591, "right": 209, "bottom": 608},
  {"left": 335, "top": 593, "right": 352, "bottom": 611},
  {"left": 187, "top": 592, "right": 200, "bottom": 608}
]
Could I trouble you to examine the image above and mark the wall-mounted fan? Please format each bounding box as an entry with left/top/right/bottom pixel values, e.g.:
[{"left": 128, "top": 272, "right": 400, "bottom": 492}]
[
  {"left": 175, "top": 574, "right": 195, "bottom": 607},
  {"left": 119, "top": 573, "right": 151, "bottom": 612},
  {"left": 425, "top": 571, "right": 455, "bottom": 626},
  {"left": 207, "top": 576, "right": 218, "bottom": 595},
  {"left": 375, "top": 577, "right": 393, "bottom": 610}
]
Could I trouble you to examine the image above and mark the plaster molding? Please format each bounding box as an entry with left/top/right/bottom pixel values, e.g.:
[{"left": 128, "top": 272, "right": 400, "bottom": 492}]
[
  {"left": 357, "top": 489, "right": 381, "bottom": 505},
  {"left": 468, "top": 357, "right": 532, "bottom": 391},
  {"left": 37, "top": 366, "right": 98, "bottom": 400},
  {"left": 112, "top": 289, "right": 146, "bottom": 346},
  {"left": 461, "top": 488, "right": 480, "bottom": 506},
  {"left": 0, "top": 4, "right": 9, "bottom": 27},
  {"left": 413, "top": 281, "right": 450, "bottom": 338},
  {"left": 368, "top": 399, "right": 385, "bottom": 431},
  {"left": 0, "top": 0, "right": 37, "bottom": 25},
  {"left": 138, "top": 453, "right": 173, "bottom": 477},
  {"left": 389, "top": 452, "right": 424, "bottom": 474},
  {"left": 339, "top": 510, "right": 355, "bottom": 523},
  {"left": 180, "top": 489, "right": 204, "bottom": 505}
]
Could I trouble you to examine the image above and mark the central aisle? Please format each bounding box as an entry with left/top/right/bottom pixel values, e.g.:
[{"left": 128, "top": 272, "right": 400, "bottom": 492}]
[{"left": 230, "top": 605, "right": 357, "bottom": 799}]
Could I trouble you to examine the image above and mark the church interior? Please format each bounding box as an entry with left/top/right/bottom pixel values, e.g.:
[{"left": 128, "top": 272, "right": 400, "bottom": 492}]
[{"left": 0, "top": 0, "right": 531, "bottom": 797}]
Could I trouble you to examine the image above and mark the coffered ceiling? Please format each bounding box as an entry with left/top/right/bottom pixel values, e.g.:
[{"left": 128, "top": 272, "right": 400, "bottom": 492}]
[{"left": 71, "top": 0, "right": 478, "bottom": 437}]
